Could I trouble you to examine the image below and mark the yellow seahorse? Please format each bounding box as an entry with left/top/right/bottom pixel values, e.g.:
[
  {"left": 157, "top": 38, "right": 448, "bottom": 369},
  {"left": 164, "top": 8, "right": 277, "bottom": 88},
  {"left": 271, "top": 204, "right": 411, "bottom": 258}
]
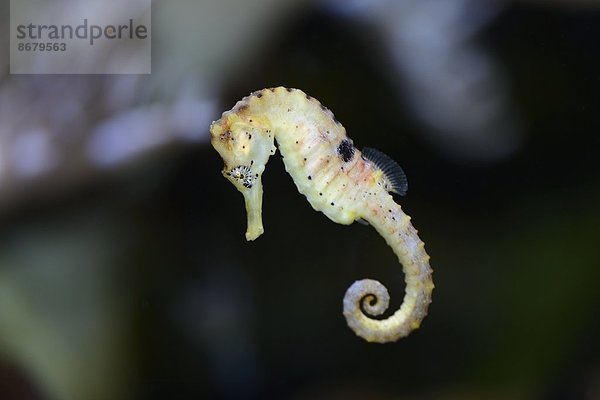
[{"left": 210, "top": 87, "right": 433, "bottom": 343}]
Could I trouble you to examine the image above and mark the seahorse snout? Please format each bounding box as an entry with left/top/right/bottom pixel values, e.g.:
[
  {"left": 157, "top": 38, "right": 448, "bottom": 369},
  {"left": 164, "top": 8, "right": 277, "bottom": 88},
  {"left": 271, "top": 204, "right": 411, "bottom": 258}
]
[{"left": 239, "top": 179, "right": 264, "bottom": 241}]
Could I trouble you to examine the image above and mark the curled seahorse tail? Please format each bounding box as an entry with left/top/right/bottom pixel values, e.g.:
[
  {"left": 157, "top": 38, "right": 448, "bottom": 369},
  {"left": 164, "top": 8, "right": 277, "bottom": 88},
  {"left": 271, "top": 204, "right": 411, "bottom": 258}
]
[
  {"left": 241, "top": 179, "right": 265, "bottom": 241},
  {"left": 343, "top": 212, "right": 433, "bottom": 343},
  {"left": 211, "top": 87, "right": 434, "bottom": 343}
]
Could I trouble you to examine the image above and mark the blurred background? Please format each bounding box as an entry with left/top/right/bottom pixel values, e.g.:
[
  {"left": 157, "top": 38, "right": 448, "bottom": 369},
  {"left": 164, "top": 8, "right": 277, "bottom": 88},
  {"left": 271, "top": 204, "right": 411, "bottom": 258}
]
[{"left": 1, "top": 0, "right": 599, "bottom": 399}]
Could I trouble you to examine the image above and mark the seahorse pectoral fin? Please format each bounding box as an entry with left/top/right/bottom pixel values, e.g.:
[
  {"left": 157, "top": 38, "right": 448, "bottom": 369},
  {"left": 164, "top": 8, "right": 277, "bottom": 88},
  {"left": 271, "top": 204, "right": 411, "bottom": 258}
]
[{"left": 240, "top": 179, "right": 265, "bottom": 241}]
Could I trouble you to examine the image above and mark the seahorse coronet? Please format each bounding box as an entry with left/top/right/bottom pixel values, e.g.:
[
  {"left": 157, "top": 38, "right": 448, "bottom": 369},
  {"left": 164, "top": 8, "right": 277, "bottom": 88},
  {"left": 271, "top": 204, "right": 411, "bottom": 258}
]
[{"left": 210, "top": 87, "right": 434, "bottom": 343}]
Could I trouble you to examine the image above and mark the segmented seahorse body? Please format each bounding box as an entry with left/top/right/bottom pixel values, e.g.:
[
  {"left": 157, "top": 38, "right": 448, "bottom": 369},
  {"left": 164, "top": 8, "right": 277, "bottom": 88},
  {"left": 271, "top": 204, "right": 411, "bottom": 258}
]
[{"left": 210, "top": 87, "right": 433, "bottom": 343}]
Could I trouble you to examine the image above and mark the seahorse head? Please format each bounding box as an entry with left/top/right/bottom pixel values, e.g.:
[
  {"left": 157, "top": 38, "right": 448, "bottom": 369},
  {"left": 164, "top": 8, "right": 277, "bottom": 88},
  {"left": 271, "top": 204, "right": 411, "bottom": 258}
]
[{"left": 210, "top": 112, "right": 276, "bottom": 240}]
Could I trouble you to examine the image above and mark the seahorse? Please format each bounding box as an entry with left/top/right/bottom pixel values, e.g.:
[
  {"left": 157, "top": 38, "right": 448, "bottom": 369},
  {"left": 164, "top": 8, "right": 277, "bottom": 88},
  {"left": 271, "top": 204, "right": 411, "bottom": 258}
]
[{"left": 210, "top": 87, "right": 433, "bottom": 343}]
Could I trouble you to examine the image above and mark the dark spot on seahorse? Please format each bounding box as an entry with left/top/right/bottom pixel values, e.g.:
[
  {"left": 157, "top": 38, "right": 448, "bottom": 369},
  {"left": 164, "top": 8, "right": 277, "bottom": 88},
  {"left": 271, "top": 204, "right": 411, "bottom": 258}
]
[
  {"left": 337, "top": 139, "right": 355, "bottom": 162},
  {"left": 306, "top": 94, "right": 312, "bottom": 100},
  {"left": 238, "top": 104, "right": 249, "bottom": 113},
  {"left": 331, "top": 202, "right": 335, "bottom": 206},
  {"left": 249, "top": 134, "right": 252, "bottom": 139},
  {"left": 256, "top": 93, "right": 263, "bottom": 98},
  {"left": 286, "top": 87, "right": 293, "bottom": 92},
  {"left": 220, "top": 130, "right": 232, "bottom": 141},
  {"left": 269, "top": 88, "right": 276, "bottom": 92},
  {"left": 320, "top": 104, "right": 327, "bottom": 111},
  {"left": 308, "top": 176, "right": 312, "bottom": 180}
]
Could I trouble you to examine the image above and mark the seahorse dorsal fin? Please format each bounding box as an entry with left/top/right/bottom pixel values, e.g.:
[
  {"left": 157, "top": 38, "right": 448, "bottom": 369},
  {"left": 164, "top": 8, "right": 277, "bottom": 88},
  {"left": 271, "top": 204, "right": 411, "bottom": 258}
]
[{"left": 362, "top": 147, "right": 408, "bottom": 196}]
